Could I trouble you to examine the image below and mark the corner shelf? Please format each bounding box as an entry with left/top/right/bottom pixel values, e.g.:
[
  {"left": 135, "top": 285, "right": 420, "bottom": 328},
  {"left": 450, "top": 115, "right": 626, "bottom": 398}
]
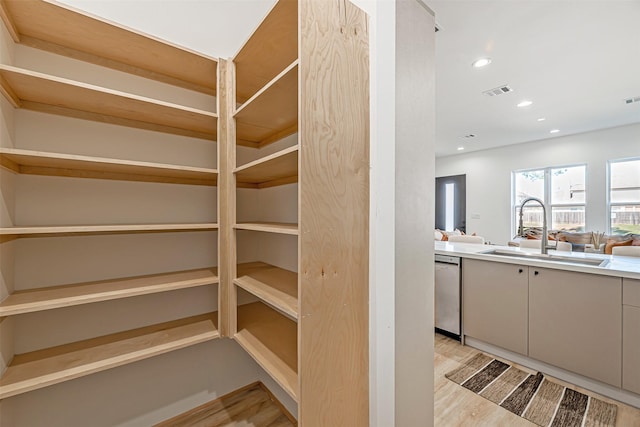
[
  {"left": 0, "top": 148, "right": 217, "bottom": 186},
  {"left": 0, "top": 312, "right": 220, "bottom": 400},
  {"left": 235, "top": 145, "right": 298, "bottom": 189},
  {"left": 235, "top": 302, "right": 298, "bottom": 401},
  {"left": 236, "top": 262, "right": 297, "bottom": 320},
  {"left": 0, "top": 65, "right": 218, "bottom": 141},
  {"left": 235, "top": 61, "right": 298, "bottom": 148},
  {"left": 0, "top": 223, "right": 218, "bottom": 239},
  {"left": 1, "top": 0, "right": 217, "bottom": 95},
  {"left": 233, "top": 0, "right": 297, "bottom": 103},
  {"left": 234, "top": 222, "right": 298, "bottom": 235},
  {"left": 0, "top": 268, "right": 219, "bottom": 317}
]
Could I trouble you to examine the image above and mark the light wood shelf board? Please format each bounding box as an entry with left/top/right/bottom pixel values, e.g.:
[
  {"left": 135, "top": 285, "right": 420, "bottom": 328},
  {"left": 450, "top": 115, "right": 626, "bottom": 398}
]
[
  {"left": 0, "top": 148, "right": 217, "bottom": 186},
  {"left": 235, "top": 145, "right": 298, "bottom": 188},
  {"left": 0, "top": 268, "right": 219, "bottom": 317},
  {"left": 0, "top": 223, "right": 218, "bottom": 238},
  {"left": 234, "top": 222, "right": 298, "bottom": 235},
  {"left": 235, "top": 302, "right": 298, "bottom": 401},
  {"left": 236, "top": 262, "right": 298, "bottom": 320},
  {"left": 0, "top": 312, "right": 219, "bottom": 400},
  {"left": 0, "top": 65, "right": 217, "bottom": 140},
  {"left": 3, "top": 0, "right": 217, "bottom": 94},
  {"left": 234, "top": 0, "right": 297, "bottom": 103},
  {"left": 235, "top": 61, "right": 298, "bottom": 147}
]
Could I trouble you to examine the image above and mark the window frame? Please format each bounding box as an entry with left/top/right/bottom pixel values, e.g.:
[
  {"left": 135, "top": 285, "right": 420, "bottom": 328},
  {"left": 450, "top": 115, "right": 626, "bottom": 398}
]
[
  {"left": 512, "top": 163, "right": 587, "bottom": 236},
  {"left": 607, "top": 157, "right": 640, "bottom": 235}
]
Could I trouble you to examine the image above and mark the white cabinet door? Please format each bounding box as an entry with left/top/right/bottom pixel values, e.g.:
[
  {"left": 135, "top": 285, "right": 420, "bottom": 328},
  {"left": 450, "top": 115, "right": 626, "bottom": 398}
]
[
  {"left": 529, "top": 268, "right": 622, "bottom": 387},
  {"left": 463, "top": 259, "right": 528, "bottom": 355}
]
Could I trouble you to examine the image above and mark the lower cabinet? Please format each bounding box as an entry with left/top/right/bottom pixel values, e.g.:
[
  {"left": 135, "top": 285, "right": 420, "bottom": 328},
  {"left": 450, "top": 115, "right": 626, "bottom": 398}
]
[
  {"left": 529, "top": 268, "right": 622, "bottom": 387},
  {"left": 623, "top": 278, "right": 640, "bottom": 394},
  {"left": 463, "top": 259, "right": 528, "bottom": 355}
]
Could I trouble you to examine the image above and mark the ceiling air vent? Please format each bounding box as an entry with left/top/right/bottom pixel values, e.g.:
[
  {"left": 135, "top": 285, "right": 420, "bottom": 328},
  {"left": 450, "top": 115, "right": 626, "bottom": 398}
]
[
  {"left": 483, "top": 85, "right": 513, "bottom": 97},
  {"left": 625, "top": 96, "right": 640, "bottom": 104}
]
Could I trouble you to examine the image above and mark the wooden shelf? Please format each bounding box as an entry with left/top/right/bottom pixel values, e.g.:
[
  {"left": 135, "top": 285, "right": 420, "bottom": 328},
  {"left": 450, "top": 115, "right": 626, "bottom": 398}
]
[
  {"left": 236, "top": 262, "right": 297, "bottom": 320},
  {"left": 0, "top": 268, "right": 219, "bottom": 317},
  {"left": 0, "top": 312, "right": 219, "bottom": 400},
  {"left": 234, "top": 222, "right": 298, "bottom": 235},
  {"left": 235, "top": 61, "right": 297, "bottom": 148},
  {"left": 0, "top": 148, "right": 217, "bottom": 186},
  {"left": 0, "top": 223, "right": 218, "bottom": 238},
  {"left": 234, "top": 0, "right": 297, "bottom": 103},
  {"left": 235, "top": 145, "right": 298, "bottom": 188},
  {"left": 1, "top": 0, "right": 217, "bottom": 95},
  {"left": 0, "top": 65, "right": 217, "bottom": 141},
  {"left": 235, "top": 302, "right": 298, "bottom": 401}
]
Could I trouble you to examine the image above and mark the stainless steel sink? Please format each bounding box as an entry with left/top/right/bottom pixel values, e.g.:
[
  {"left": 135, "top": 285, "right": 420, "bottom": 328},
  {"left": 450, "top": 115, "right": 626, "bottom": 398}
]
[{"left": 482, "top": 249, "right": 609, "bottom": 267}]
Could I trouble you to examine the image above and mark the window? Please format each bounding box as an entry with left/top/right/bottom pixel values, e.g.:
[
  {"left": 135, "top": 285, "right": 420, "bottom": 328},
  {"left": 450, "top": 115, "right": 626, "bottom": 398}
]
[
  {"left": 513, "top": 165, "right": 586, "bottom": 236},
  {"left": 608, "top": 158, "right": 640, "bottom": 235}
]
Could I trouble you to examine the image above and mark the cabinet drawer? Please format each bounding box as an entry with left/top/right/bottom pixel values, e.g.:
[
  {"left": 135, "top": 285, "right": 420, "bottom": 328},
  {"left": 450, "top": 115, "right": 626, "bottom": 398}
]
[{"left": 623, "top": 278, "right": 640, "bottom": 307}]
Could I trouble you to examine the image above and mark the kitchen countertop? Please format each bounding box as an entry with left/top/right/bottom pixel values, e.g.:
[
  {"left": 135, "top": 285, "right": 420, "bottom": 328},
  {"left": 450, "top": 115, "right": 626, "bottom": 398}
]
[{"left": 435, "top": 241, "right": 640, "bottom": 280}]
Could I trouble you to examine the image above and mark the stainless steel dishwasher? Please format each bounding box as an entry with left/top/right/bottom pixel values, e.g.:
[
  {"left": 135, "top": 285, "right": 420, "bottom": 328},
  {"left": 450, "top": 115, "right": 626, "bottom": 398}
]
[{"left": 435, "top": 254, "right": 461, "bottom": 340}]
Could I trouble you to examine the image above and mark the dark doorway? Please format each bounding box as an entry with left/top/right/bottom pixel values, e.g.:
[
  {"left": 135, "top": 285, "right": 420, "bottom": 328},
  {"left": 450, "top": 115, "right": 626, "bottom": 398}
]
[{"left": 435, "top": 174, "right": 466, "bottom": 233}]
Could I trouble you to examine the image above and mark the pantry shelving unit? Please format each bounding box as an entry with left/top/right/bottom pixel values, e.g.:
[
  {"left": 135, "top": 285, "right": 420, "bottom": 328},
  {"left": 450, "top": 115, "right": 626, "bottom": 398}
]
[
  {"left": 226, "top": 0, "right": 370, "bottom": 424},
  {"left": 0, "top": 0, "right": 220, "bottom": 402},
  {"left": 1, "top": 0, "right": 369, "bottom": 423}
]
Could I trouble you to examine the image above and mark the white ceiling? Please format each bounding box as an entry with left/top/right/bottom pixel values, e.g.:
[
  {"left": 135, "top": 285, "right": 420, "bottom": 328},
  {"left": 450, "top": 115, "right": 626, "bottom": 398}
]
[
  {"left": 430, "top": 0, "right": 640, "bottom": 157},
  {"left": 58, "top": 0, "right": 640, "bottom": 157}
]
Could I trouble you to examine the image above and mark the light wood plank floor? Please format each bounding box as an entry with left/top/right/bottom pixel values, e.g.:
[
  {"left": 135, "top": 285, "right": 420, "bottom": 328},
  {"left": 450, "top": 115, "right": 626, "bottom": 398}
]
[
  {"left": 154, "top": 382, "right": 296, "bottom": 427},
  {"left": 435, "top": 333, "right": 640, "bottom": 426}
]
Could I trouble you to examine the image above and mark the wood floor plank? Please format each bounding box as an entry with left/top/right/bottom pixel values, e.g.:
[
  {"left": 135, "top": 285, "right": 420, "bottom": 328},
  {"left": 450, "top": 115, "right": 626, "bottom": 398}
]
[{"left": 154, "top": 382, "right": 296, "bottom": 427}]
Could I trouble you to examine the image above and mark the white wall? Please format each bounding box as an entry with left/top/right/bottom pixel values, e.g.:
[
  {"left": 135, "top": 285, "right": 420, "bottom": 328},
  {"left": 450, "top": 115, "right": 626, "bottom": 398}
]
[{"left": 436, "top": 123, "right": 640, "bottom": 245}]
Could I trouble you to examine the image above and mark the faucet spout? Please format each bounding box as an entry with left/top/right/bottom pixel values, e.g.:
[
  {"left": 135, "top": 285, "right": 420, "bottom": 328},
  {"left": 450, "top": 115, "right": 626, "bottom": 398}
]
[{"left": 518, "top": 197, "right": 550, "bottom": 255}]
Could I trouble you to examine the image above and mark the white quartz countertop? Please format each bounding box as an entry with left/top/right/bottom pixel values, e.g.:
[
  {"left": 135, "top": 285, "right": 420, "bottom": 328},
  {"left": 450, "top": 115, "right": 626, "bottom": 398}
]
[{"left": 435, "top": 241, "right": 640, "bottom": 280}]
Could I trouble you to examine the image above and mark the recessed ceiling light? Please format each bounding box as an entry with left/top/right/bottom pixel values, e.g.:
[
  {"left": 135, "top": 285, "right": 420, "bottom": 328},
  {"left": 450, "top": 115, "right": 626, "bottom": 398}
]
[
  {"left": 457, "top": 146, "right": 465, "bottom": 151},
  {"left": 550, "top": 129, "right": 560, "bottom": 134},
  {"left": 517, "top": 100, "right": 533, "bottom": 108},
  {"left": 537, "top": 117, "right": 546, "bottom": 122},
  {"left": 472, "top": 58, "right": 491, "bottom": 68}
]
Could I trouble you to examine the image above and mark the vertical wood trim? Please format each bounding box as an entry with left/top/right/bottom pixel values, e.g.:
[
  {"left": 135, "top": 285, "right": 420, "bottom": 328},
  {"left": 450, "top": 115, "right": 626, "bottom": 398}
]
[
  {"left": 218, "top": 59, "right": 238, "bottom": 337},
  {"left": 298, "top": 0, "right": 370, "bottom": 425},
  {"left": 0, "top": 0, "right": 20, "bottom": 43}
]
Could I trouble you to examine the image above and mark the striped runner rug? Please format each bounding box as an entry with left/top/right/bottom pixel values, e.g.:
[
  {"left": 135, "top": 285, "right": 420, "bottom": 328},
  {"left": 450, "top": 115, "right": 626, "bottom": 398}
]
[{"left": 445, "top": 353, "right": 618, "bottom": 427}]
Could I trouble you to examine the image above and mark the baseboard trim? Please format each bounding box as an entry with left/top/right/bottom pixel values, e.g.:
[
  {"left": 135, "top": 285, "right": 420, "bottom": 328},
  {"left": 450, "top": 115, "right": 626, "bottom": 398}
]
[{"left": 464, "top": 337, "right": 640, "bottom": 410}]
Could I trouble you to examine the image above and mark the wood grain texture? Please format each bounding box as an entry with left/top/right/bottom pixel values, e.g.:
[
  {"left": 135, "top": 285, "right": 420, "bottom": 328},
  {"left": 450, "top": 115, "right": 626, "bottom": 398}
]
[
  {"left": 153, "top": 382, "right": 296, "bottom": 427},
  {"left": 235, "top": 302, "right": 298, "bottom": 401},
  {"left": 0, "top": 65, "right": 217, "bottom": 140},
  {"left": 298, "top": 0, "right": 370, "bottom": 425},
  {"left": 218, "top": 59, "right": 237, "bottom": 337},
  {"left": 234, "top": 0, "right": 297, "bottom": 103},
  {"left": 0, "top": 268, "right": 218, "bottom": 317},
  {"left": 0, "top": 313, "right": 219, "bottom": 399},
  {"left": 0, "top": 0, "right": 19, "bottom": 42},
  {"left": 235, "top": 61, "right": 298, "bottom": 146},
  {"left": 236, "top": 262, "right": 298, "bottom": 320},
  {"left": 0, "top": 223, "right": 218, "bottom": 238},
  {"left": 234, "top": 222, "right": 298, "bottom": 235},
  {"left": 235, "top": 145, "right": 298, "bottom": 188},
  {"left": 0, "top": 148, "right": 217, "bottom": 186},
  {"left": 3, "top": 0, "right": 217, "bottom": 94}
]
